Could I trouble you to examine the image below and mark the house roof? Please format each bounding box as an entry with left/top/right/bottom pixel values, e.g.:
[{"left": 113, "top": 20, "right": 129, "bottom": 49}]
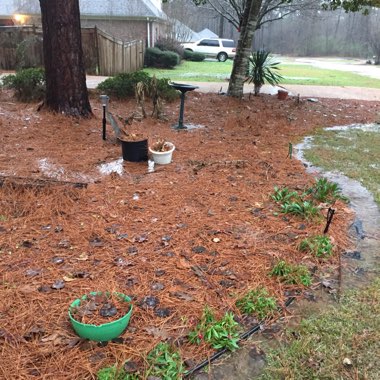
[
  {"left": 0, "top": 0, "right": 165, "bottom": 20},
  {"left": 197, "top": 28, "right": 218, "bottom": 39},
  {"left": 172, "top": 19, "right": 200, "bottom": 42}
]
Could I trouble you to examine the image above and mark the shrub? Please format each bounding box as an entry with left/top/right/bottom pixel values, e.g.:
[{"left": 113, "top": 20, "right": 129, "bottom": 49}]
[
  {"left": 144, "top": 47, "right": 179, "bottom": 68},
  {"left": 96, "top": 71, "right": 150, "bottom": 99},
  {"left": 150, "top": 77, "right": 178, "bottom": 102},
  {"left": 154, "top": 36, "right": 184, "bottom": 57},
  {"left": 1, "top": 67, "right": 45, "bottom": 102},
  {"left": 183, "top": 49, "right": 206, "bottom": 62},
  {"left": 97, "top": 72, "right": 178, "bottom": 102}
]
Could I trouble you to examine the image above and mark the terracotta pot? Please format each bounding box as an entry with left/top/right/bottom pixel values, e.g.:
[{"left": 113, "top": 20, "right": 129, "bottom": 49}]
[{"left": 277, "top": 90, "right": 288, "bottom": 100}]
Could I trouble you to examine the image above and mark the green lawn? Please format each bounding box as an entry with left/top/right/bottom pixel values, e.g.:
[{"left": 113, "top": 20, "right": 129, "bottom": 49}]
[
  {"left": 303, "top": 126, "right": 380, "bottom": 205},
  {"left": 260, "top": 279, "right": 380, "bottom": 380},
  {"left": 143, "top": 60, "right": 380, "bottom": 88}
]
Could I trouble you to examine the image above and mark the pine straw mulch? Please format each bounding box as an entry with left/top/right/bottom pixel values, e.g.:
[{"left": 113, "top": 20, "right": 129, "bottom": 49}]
[{"left": 0, "top": 89, "right": 379, "bottom": 379}]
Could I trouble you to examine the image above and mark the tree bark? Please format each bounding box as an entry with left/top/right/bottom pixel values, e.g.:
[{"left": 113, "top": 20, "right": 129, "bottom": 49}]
[
  {"left": 39, "top": 0, "right": 92, "bottom": 117},
  {"left": 227, "top": 0, "right": 263, "bottom": 98}
]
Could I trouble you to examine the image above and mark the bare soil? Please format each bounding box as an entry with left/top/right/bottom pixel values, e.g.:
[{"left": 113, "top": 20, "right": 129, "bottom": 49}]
[{"left": 0, "top": 89, "right": 379, "bottom": 379}]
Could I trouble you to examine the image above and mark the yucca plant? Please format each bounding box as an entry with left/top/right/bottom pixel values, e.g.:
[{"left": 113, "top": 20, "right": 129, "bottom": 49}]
[{"left": 246, "top": 50, "right": 283, "bottom": 95}]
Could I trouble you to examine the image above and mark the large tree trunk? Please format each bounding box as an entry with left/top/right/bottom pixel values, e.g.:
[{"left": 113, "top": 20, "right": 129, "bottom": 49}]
[
  {"left": 227, "top": 0, "right": 263, "bottom": 98},
  {"left": 39, "top": 0, "right": 92, "bottom": 117}
]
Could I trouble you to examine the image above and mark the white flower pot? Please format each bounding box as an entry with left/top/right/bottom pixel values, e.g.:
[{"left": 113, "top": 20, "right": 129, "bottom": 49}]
[{"left": 149, "top": 142, "right": 175, "bottom": 165}]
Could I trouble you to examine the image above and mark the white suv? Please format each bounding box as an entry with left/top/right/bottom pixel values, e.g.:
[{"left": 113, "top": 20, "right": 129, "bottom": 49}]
[{"left": 182, "top": 38, "right": 236, "bottom": 62}]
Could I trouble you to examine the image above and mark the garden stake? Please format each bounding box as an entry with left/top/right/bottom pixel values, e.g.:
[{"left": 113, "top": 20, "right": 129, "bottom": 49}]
[
  {"left": 99, "top": 95, "right": 110, "bottom": 140},
  {"left": 324, "top": 207, "right": 335, "bottom": 234},
  {"left": 287, "top": 142, "right": 293, "bottom": 159}
]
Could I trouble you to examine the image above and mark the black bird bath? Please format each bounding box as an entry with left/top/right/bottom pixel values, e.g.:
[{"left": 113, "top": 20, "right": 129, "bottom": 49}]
[{"left": 169, "top": 82, "right": 199, "bottom": 130}]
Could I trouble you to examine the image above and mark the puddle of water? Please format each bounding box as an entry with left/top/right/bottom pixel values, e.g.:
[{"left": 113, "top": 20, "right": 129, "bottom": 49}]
[
  {"left": 325, "top": 123, "right": 380, "bottom": 132},
  {"left": 98, "top": 158, "right": 124, "bottom": 175},
  {"left": 173, "top": 124, "right": 206, "bottom": 131},
  {"left": 38, "top": 158, "right": 93, "bottom": 183},
  {"left": 98, "top": 158, "right": 156, "bottom": 175},
  {"left": 38, "top": 158, "right": 65, "bottom": 180}
]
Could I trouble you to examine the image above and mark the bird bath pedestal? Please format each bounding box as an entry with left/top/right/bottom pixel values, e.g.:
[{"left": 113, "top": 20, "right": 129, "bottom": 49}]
[{"left": 169, "top": 82, "right": 199, "bottom": 130}]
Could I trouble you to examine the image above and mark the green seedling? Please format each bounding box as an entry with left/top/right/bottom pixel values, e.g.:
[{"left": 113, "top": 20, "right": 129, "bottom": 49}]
[
  {"left": 188, "top": 306, "right": 240, "bottom": 351},
  {"left": 271, "top": 186, "right": 299, "bottom": 203},
  {"left": 146, "top": 342, "right": 184, "bottom": 380},
  {"left": 97, "top": 366, "right": 139, "bottom": 380},
  {"left": 270, "top": 260, "right": 312, "bottom": 286},
  {"left": 305, "top": 178, "right": 349, "bottom": 203},
  {"left": 280, "top": 200, "right": 320, "bottom": 219},
  {"left": 235, "top": 288, "right": 277, "bottom": 319},
  {"left": 299, "top": 235, "right": 333, "bottom": 259}
]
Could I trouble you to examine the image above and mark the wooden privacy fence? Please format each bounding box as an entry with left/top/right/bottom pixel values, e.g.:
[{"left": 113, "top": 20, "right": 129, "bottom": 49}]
[
  {"left": 96, "top": 28, "right": 144, "bottom": 76},
  {"left": 0, "top": 26, "right": 144, "bottom": 76}
]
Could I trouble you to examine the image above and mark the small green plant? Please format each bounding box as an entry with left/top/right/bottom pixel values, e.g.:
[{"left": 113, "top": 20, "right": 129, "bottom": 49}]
[
  {"left": 188, "top": 306, "right": 240, "bottom": 351},
  {"left": 1, "top": 68, "right": 45, "bottom": 101},
  {"left": 280, "top": 200, "right": 320, "bottom": 219},
  {"left": 299, "top": 235, "right": 333, "bottom": 259},
  {"left": 97, "top": 366, "right": 139, "bottom": 380},
  {"left": 246, "top": 50, "right": 283, "bottom": 95},
  {"left": 146, "top": 342, "right": 184, "bottom": 380},
  {"left": 305, "top": 178, "right": 349, "bottom": 203},
  {"left": 235, "top": 288, "right": 277, "bottom": 319},
  {"left": 271, "top": 187, "right": 299, "bottom": 203},
  {"left": 270, "top": 260, "right": 312, "bottom": 286}
]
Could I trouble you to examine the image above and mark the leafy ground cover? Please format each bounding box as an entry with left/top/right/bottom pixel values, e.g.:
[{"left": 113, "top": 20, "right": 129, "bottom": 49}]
[
  {"left": 144, "top": 60, "right": 380, "bottom": 88},
  {"left": 0, "top": 88, "right": 379, "bottom": 379}
]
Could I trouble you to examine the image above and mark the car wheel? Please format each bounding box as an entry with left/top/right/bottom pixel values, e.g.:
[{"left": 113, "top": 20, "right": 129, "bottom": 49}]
[{"left": 217, "top": 52, "right": 228, "bottom": 62}]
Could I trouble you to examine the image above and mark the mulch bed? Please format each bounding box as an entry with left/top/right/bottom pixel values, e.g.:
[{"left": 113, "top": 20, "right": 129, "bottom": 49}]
[{"left": 0, "top": 88, "right": 379, "bottom": 379}]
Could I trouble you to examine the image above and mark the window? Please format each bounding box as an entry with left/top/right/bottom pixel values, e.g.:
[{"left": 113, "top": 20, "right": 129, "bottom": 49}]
[
  {"left": 198, "top": 39, "right": 219, "bottom": 47},
  {"left": 222, "top": 40, "right": 235, "bottom": 48}
]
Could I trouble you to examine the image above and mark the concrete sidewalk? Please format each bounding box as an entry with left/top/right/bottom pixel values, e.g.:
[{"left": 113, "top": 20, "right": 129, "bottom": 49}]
[{"left": 87, "top": 75, "right": 380, "bottom": 101}]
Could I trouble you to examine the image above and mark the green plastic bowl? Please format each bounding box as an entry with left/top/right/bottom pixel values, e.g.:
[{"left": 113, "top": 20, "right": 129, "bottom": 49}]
[{"left": 68, "top": 291, "right": 133, "bottom": 341}]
